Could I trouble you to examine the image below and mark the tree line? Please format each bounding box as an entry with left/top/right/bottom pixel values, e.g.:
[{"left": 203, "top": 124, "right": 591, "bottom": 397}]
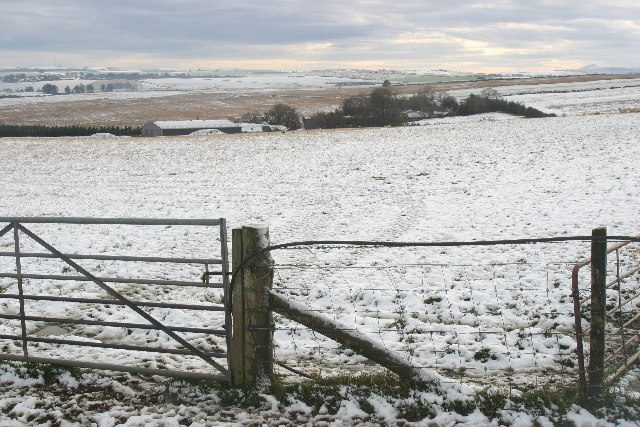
[
  {"left": 234, "top": 88, "right": 555, "bottom": 131},
  {"left": 454, "top": 88, "right": 556, "bottom": 118},
  {"left": 0, "top": 124, "right": 141, "bottom": 137},
  {"left": 2, "top": 71, "right": 257, "bottom": 86},
  {"left": 40, "top": 82, "right": 139, "bottom": 95},
  {"left": 1, "top": 73, "right": 61, "bottom": 83},
  {"left": 305, "top": 87, "right": 555, "bottom": 129}
]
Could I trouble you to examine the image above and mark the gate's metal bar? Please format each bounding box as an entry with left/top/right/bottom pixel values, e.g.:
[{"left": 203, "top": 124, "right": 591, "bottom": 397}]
[
  {"left": 615, "top": 249, "right": 628, "bottom": 362},
  {"left": 16, "top": 223, "right": 229, "bottom": 376},
  {"left": 579, "top": 265, "right": 640, "bottom": 305},
  {"left": 0, "top": 217, "right": 221, "bottom": 226},
  {"left": 610, "top": 312, "right": 640, "bottom": 336},
  {"left": 608, "top": 350, "right": 640, "bottom": 386},
  {"left": 0, "top": 251, "right": 222, "bottom": 265},
  {"left": 605, "top": 335, "right": 639, "bottom": 364},
  {"left": 582, "top": 288, "right": 640, "bottom": 335},
  {"left": 0, "top": 334, "right": 227, "bottom": 358},
  {"left": 13, "top": 224, "right": 28, "bottom": 359},
  {"left": 0, "top": 294, "right": 226, "bottom": 311},
  {"left": 572, "top": 258, "right": 589, "bottom": 395},
  {"left": 606, "top": 265, "right": 640, "bottom": 288},
  {"left": 0, "top": 273, "right": 222, "bottom": 288},
  {"left": 0, "top": 222, "right": 13, "bottom": 239},
  {"left": 571, "top": 235, "right": 640, "bottom": 395},
  {"left": 0, "top": 354, "right": 228, "bottom": 383},
  {"left": 220, "top": 219, "right": 233, "bottom": 378},
  {"left": 0, "top": 314, "right": 226, "bottom": 335},
  {"left": 607, "top": 288, "right": 640, "bottom": 316}
]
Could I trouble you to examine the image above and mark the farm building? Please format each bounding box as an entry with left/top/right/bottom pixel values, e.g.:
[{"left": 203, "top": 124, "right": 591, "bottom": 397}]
[
  {"left": 141, "top": 120, "right": 241, "bottom": 136},
  {"left": 141, "top": 120, "right": 285, "bottom": 137}
]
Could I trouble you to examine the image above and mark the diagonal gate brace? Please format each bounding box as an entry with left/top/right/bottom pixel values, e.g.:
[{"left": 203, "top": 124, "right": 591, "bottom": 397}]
[
  {"left": 15, "top": 223, "right": 228, "bottom": 376},
  {"left": 269, "top": 291, "right": 420, "bottom": 380}
]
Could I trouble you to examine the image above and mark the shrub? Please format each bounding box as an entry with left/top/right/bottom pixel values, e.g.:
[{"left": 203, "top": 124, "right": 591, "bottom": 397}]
[
  {"left": 41, "top": 83, "right": 59, "bottom": 95},
  {"left": 264, "top": 103, "right": 301, "bottom": 130},
  {"left": 309, "top": 88, "right": 407, "bottom": 129}
]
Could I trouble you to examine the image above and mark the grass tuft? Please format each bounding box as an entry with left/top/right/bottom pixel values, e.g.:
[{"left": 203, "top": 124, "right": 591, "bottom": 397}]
[{"left": 3, "top": 361, "right": 639, "bottom": 423}]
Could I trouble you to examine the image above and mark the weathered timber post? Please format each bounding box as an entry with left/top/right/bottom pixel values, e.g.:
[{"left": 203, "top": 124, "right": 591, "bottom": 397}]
[
  {"left": 231, "top": 226, "right": 274, "bottom": 387},
  {"left": 588, "top": 227, "right": 607, "bottom": 399}
]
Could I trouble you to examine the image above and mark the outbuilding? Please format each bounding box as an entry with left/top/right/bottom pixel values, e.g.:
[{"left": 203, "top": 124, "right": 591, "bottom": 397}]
[{"left": 141, "top": 120, "right": 242, "bottom": 137}]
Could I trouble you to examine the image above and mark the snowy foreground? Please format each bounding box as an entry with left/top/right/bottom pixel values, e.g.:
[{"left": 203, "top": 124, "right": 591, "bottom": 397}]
[{"left": 1, "top": 100, "right": 640, "bottom": 424}]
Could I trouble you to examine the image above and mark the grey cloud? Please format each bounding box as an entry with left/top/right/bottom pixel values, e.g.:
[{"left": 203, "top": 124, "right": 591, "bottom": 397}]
[{"left": 0, "top": 0, "right": 638, "bottom": 69}]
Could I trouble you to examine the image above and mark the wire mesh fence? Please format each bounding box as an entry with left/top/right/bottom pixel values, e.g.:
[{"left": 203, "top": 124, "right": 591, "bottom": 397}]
[
  {"left": 1, "top": 220, "right": 638, "bottom": 392},
  {"left": 268, "top": 239, "right": 640, "bottom": 392}
]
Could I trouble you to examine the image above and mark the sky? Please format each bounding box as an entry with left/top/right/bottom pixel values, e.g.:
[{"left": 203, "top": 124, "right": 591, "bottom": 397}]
[{"left": 0, "top": 0, "right": 639, "bottom": 73}]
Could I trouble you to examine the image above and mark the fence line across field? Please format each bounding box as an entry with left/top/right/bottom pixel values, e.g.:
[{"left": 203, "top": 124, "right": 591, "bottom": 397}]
[
  {"left": 230, "top": 227, "right": 640, "bottom": 397},
  {"left": 270, "top": 258, "right": 579, "bottom": 388},
  {"left": 0, "top": 217, "right": 222, "bottom": 226},
  {"left": 1, "top": 218, "right": 639, "bottom": 400}
]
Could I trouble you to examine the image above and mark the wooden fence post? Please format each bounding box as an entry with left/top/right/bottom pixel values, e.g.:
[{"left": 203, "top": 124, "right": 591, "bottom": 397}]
[
  {"left": 230, "top": 226, "right": 273, "bottom": 387},
  {"left": 588, "top": 227, "right": 607, "bottom": 399}
]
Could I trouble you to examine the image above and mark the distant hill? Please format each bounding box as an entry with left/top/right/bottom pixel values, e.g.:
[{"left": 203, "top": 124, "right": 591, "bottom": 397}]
[{"left": 575, "top": 64, "right": 640, "bottom": 74}]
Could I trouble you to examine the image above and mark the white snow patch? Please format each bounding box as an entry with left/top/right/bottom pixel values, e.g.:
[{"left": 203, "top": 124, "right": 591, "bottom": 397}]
[{"left": 189, "top": 128, "right": 225, "bottom": 135}]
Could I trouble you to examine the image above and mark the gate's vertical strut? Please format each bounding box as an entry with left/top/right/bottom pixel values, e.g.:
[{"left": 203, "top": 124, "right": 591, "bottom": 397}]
[
  {"left": 219, "top": 219, "right": 233, "bottom": 383},
  {"left": 13, "top": 223, "right": 29, "bottom": 359},
  {"left": 615, "top": 249, "right": 627, "bottom": 363}
]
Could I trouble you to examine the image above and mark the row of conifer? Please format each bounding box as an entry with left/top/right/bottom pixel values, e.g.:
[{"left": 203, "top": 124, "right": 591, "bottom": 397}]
[{"left": 0, "top": 125, "right": 141, "bottom": 137}]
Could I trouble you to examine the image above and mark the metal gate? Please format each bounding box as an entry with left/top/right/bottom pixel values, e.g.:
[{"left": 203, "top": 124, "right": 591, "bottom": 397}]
[
  {"left": 572, "top": 233, "right": 640, "bottom": 394},
  {"left": 0, "top": 217, "right": 231, "bottom": 382}
]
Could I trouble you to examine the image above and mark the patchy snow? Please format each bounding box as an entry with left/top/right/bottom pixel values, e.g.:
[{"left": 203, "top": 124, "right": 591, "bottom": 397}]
[
  {"left": 446, "top": 77, "right": 640, "bottom": 99},
  {"left": 443, "top": 78, "right": 640, "bottom": 116},
  {"left": 414, "top": 112, "right": 516, "bottom": 125},
  {"left": 486, "top": 77, "right": 639, "bottom": 97},
  {"left": 506, "top": 84, "right": 640, "bottom": 115},
  {"left": 240, "top": 123, "right": 286, "bottom": 132},
  {"left": 139, "top": 73, "right": 377, "bottom": 91},
  {"left": 189, "top": 128, "right": 225, "bottom": 135},
  {"left": 152, "top": 119, "right": 237, "bottom": 129},
  {"left": 89, "top": 132, "right": 118, "bottom": 138},
  {"left": 0, "top": 89, "right": 188, "bottom": 109},
  {"left": 0, "top": 88, "right": 639, "bottom": 424}
]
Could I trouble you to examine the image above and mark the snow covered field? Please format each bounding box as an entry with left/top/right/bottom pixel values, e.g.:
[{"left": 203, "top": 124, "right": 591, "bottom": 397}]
[
  {"left": 138, "top": 73, "right": 378, "bottom": 91},
  {"left": 446, "top": 78, "right": 640, "bottom": 116},
  {"left": 0, "top": 89, "right": 639, "bottom": 423},
  {"left": 0, "top": 89, "right": 189, "bottom": 109},
  {"left": 505, "top": 82, "right": 640, "bottom": 115},
  {"left": 0, "top": 70, "right": 388, "bottom": 105}
]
